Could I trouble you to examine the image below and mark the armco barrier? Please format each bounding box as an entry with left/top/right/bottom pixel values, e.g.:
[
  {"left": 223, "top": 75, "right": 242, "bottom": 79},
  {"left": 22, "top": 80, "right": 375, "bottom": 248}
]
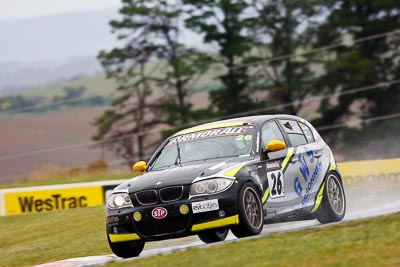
[
  {"left": 0, "top": 180, "right": 128, "bottom": 216},
  {"left": 1, "top": 158, "right": 399, "bottom": 216}
]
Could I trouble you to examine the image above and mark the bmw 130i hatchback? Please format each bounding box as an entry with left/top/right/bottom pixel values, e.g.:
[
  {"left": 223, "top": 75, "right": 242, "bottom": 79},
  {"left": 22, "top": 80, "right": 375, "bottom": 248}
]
[{"left": 105, "top": 115, "right": 346, "bottom": 258}]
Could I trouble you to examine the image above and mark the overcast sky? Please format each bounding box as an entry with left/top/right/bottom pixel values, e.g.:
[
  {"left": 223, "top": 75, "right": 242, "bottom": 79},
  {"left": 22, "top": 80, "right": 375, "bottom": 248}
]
[{"left": 0, "top": 0, "right": 120, "bottom": 20}]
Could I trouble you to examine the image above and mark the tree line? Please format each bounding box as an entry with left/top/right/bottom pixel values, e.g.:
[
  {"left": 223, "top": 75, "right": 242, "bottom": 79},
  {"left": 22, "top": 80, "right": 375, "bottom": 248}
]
[{"left": 94, "top": 0, "right": 400, "bottom": 163}]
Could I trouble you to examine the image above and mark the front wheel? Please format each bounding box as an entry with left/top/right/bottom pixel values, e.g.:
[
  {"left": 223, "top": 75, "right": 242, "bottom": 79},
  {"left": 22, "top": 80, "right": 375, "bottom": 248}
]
[
  {"left": 231, "top": 183, "right": 264, "bottom": 238},
  {"left": 314, "top": 172, "right": 346, "bottom": 224},
  {"left": 107, "top": 235, "right": 145, "bottom": 258},
  {"left": 198, "top": 229, "right": 229, "bottom": 243}
]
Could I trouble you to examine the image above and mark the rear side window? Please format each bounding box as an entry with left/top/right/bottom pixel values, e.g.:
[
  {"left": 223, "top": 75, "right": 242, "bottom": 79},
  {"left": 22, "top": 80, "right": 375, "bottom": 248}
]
[
  {"left": 261, "top": 120, "right": 286, "bottom": 147},
  {"left": 298, "top": 122, "right": 315, "bottom": 143},
  {"left": 279, "top": 119, "right": 307, "bottom": 147}
]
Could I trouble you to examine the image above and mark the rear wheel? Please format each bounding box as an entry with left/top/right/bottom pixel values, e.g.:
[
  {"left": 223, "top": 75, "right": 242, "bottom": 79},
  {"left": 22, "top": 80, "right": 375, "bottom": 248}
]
[
  {"left": 198, "top": 229, "right": 229, "bottom": 243},
  {"left": 107, "top": 235, "right": 145, "bottom": 258},
  {"left": 315, "top": 172, "right": 346, "bottom": 224},
  {"left": 231, "top": 183, "right": 264, "bottom": 238}
]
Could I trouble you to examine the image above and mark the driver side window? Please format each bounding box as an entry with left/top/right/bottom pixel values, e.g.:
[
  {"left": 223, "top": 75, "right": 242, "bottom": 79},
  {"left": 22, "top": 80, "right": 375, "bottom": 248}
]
[{"left": 261, "top": 121, "right": 286, "bottom": 147}]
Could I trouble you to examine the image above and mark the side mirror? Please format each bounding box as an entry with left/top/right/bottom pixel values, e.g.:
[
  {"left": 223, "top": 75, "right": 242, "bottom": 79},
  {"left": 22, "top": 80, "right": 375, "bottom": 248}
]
[
  {"left": 132, "top": 161, "right": 147, "bottom": 173},
  {"left": 265, "top": 140, "right": 286, "bottom": 152}
]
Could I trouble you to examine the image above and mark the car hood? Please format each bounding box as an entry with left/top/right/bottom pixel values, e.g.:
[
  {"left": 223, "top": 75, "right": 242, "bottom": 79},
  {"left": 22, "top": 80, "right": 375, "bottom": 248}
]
[{"left": 115, "top": 157, "right": 254, "bottom": 193}]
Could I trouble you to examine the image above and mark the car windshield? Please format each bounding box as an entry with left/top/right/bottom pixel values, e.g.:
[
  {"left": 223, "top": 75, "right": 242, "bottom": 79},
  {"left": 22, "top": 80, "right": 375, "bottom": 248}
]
[{"left": 148, "top": 126, "right": 255, "bottom": 171}]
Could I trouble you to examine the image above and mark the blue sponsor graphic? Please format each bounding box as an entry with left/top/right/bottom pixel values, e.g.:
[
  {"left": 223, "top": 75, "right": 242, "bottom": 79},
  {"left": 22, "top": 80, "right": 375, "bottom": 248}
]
[
  {"left": 294, "top": 177, "right": 302, "bottom": 196},
  {"left": 301, "top": 160, "right": 321, "bottom": 212},
  {"left": 298, "top": 154, "right": 309, "bottom": 182},
  {"left": 292, "top": 147, "right": 322, "bottom": 213}
]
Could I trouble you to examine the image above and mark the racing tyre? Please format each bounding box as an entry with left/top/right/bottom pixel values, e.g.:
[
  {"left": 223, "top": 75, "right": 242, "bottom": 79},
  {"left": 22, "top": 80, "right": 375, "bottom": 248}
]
[
  {"left": 198, "top": 229, "right": 229, "bottom": 244},
  {"left": 314, "top": 172, "right": 346, "bottom": 224},
  {"left": 231, "top": 183, "right": 264, "bottom": 238},
  {"left": 107, "top": 235, "right": 145, "bottom": 258}
]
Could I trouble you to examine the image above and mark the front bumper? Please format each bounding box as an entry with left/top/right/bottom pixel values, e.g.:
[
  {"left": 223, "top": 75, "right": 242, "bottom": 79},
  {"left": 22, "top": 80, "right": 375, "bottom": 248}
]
[{"left": 106, "top": 186, "right": 239, "bottom": 242}]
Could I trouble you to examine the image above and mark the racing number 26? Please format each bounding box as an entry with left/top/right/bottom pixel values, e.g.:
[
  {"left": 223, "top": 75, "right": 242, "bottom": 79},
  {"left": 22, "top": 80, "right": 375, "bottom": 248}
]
[{"left": 267, "top": 170, "right": 285, "bottom": 199}]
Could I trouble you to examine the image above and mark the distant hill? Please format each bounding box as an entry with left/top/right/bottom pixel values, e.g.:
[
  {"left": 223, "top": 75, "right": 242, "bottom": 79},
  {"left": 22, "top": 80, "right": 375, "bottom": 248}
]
[{"left": 0, "top": 8, "right": 118, "bottom": 95}]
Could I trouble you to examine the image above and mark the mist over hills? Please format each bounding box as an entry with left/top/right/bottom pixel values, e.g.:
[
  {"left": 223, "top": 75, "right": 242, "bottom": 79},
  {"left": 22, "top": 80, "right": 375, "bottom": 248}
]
[{"left": 0, "top": 8, "right": 119, "bottom": 95}]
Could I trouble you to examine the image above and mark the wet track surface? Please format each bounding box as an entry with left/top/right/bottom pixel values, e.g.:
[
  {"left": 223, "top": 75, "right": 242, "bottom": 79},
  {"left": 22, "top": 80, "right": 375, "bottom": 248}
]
[{"left": 36, "top": 179, "right": 400, "bottom": 267}]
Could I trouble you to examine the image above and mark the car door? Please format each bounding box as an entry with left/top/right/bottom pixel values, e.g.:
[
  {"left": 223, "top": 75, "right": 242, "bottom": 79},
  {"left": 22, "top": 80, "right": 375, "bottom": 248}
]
[
  {"left": 278, "top": 119, "right": 325, "bottom": 215},
  {"left": 256, "top": 119, "right": 298, "bottom": 219}
]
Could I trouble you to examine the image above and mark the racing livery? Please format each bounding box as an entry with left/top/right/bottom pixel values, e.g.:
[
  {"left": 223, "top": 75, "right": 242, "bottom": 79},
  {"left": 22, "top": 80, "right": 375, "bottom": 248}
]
[{"left": 106, "top": 115, "right": 346, "bottom": 258}]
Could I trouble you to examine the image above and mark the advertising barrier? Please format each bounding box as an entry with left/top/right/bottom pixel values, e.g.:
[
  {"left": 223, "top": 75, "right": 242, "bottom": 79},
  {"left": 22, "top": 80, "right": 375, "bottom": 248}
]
[
  {"left": 1, "top": 158, "right": 399, "bottom": 216},
  {"left": 0, "top": 180, "right": 128, "bottom": 216},
  {"left": 338, "top": 158, "right": 400, "bottom": 183}
]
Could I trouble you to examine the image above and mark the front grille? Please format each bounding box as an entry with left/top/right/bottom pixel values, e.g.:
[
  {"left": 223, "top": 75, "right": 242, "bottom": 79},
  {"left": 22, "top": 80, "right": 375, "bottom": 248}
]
[
  {"left": 159, "top": 186, "right": 183, "bottom": 202},
  {"left": 136, "top": 190, "right": 157, "bottom": 205},
  {"left": 135, "top": 217, "right": 189, "bottom": 236}
]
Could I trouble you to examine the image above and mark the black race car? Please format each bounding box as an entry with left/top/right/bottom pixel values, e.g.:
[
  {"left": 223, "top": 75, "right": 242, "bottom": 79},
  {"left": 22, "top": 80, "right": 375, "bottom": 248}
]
[{"left": 106, "top": 115, "right": 346, "bottom": 258}]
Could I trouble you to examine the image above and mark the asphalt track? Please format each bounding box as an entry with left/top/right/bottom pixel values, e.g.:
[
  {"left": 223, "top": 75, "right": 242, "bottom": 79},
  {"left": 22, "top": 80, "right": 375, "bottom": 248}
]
[{"left": 36, "top": 179, "right": 400, "bottom": 267}]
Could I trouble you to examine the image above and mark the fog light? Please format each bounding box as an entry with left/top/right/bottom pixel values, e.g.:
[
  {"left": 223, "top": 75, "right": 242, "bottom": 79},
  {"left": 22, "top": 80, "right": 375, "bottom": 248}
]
[
  {"left": 179, "top": 204, "right": 189, "bottom": 215},
  {"left": 218, "top": 210, "right": 225, "bottom": 217},
  {"left": 133, "top": 212, "right": 142, "bottom": 222}
]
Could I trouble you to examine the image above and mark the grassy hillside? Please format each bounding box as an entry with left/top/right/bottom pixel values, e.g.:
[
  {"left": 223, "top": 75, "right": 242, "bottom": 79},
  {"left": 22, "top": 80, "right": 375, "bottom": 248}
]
[
  {"left": 27, "top": 62, "right": 221, "bottom": 99},
  {"left": 26, "top": 73, "right": 117, "bottom": 98}
]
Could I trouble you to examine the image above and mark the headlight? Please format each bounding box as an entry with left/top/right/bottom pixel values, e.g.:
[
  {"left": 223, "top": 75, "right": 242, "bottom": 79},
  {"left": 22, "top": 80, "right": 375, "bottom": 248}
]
[
  {"left": 190, "top": 178, "right": 234, "bottom": 196},
  {"left": 107, "top": 193, "right": 133, "bottom": 209}
]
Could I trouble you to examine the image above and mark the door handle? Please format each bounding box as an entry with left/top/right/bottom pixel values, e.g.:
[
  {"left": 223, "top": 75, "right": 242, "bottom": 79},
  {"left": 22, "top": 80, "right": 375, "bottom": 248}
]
[
  {"left": 315, "top": 152, "right": 322, "bottom": 158},
  {"left": 291, "top": 157, "right": 298, "bottom": 163}
]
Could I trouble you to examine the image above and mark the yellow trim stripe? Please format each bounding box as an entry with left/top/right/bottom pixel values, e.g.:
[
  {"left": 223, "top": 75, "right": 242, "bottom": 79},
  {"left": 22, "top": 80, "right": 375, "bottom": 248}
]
[
  {"left": 108, "top": 233, "right": 141, "bottom": 243},
  {"left": 173, "top": 122, "right": 252, "bottom": 136},
  {"left": 191, "top": 215, "right": 239, "bottom": 232},
  {"left": 262, "top": 188, "right": 270, "bottom": 204},
  {"left": 329, "top": 150, "right": 337, "bottom": 171},
  {"left": 281, "top": 147, "right": 294, "bottom": 171},
  {"left": 224, "top": 165, "right": 244, "bottom": 177},
  {"left": 310, "top": 182, "right": 325, "bottom": 214}
]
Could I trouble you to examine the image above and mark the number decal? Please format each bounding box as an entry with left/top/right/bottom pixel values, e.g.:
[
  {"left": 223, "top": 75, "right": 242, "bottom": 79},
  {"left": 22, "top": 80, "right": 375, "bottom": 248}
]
[
  {"left": 267, "top": 170, "right": 285, "bottom": 199},
  {"left": 236, "top": 135, "right": 252, "bottom": 141}
]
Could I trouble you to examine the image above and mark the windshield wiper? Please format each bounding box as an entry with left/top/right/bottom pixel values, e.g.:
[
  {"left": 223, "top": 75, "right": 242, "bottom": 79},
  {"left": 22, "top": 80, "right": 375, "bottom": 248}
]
[{"left": 174, "top": 139, "right": 182, "bottom": 166}]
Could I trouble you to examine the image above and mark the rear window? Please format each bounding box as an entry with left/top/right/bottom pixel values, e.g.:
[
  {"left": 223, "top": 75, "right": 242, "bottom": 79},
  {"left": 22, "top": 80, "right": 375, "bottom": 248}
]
[{"left": 279, "top": 120, "right": 307, "bottom": 147}]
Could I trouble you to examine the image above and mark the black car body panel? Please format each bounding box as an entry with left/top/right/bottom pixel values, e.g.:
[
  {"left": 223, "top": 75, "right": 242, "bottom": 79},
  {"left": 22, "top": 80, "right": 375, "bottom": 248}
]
[{"left": 106, "top": 115, "right": 343, "bottom": 245}]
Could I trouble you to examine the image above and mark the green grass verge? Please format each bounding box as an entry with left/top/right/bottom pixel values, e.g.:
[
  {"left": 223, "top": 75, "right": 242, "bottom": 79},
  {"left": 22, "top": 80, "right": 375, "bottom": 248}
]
[
  {"left": 109, "top": 213, "right": 400, "bottom": 267},
  {"left": 0, "top": 206, "right": 109, "bottom": 267},
  {"left": 0, "top": 210, "right": 399, "bottom": 267}
]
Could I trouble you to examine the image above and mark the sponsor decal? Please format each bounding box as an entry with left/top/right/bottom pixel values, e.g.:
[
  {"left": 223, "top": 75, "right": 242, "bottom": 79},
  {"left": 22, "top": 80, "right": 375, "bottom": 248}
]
[
  {"left": 167, "top": 127, "right": 248, "bottom": 147},
  {"left": 292, "top": 147, "right": 322, "bottom": 212},
  {"left": 301, "top": 160, "right": 322, "bottom": 211},
  {"left": 4, "top": 187, "right": 103, "bottom": 215},
  {"left": 107, "top": 216, "right": 120, "bottom": 224},
  {"left": 192, "top": 199, "right": 219, "bottom": 214},
  {"left": 266, "top": 161, "right": 280, "bottom": 170},
  {"left": 151, "top": 207, "right": 168, "bottom": 219},
  {"left": 294, "top": 177, "right": 302, "bottom": 196}
]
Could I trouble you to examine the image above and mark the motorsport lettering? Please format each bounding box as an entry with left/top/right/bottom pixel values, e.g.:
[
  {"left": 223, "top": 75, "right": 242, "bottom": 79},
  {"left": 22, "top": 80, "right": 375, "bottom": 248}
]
[
  {"left": 292, "top": 147, "right": 322, "bottom": 212},
  {"left": 168, "top": 127, "right": 248, "bottom": 147},
  {"left": 18, "top": 194, "right": 88, "bottom": 212}
]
